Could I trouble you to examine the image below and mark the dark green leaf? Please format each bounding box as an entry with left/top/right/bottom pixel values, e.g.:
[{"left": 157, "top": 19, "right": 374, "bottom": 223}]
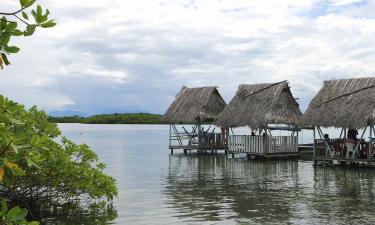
[
  {"left": 22, "top": 11, "right": 29, "bottom": 20},
  {"left": 4, "top": 46, "right": 20, "bottom": 54},
  {"left": 19, "top": 0, "right": 27, "bottom": 7},
  {"left": 24, "top": 24, "right": 36, "bottom": 36},
  {"left": 0, "top": 16, "right": 7, "bottom": 30},
  {"left": 0, "top": 32, "right": 11, "bottom": 45},
  {"left": 6, "top": 206, "right": 21, "bottom": 220},
  {"left": 1, "top": 53, "right": 10, "bottom": 65},
  {"left": 1, "top": 199, "right": 8, "bottom": 216},
  {"left": 12, "top": 208, "right": 28, "bottom": 221},
  {"left": 12, "top": 29, "right": 24, "bottom": 36},
  {"left": 5, "top": 22, "right": 17, "bottom": 32},
  {"left": 41, "top": 20, "right": 56, "bottom": 28},
  {"left": 37, "top": 5, "right": 42, "bottom": 18},
  {"left": 25, "top": 0, "right": 37, "bottom": 8},
  {"left": 31, "top": 10, "right": 37, "bottom": 22}
]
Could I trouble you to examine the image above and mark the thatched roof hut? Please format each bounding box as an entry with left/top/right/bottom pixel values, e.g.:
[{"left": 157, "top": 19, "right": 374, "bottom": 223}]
[
  {"left": 215, "top": 81, "right": 302, "bottom": 129},
  {"left": 303, "top": 77, "right": 375, "bottom": 129},
  {"left": 162, "top": 86, "right": 227, "bottom": 124}
]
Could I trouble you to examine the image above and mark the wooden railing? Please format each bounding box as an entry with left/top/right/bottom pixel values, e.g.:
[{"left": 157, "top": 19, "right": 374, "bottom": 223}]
[
  {"left": 170, "top": 131, "right": 227, "bottom": 149},
  {"left": 198, "top": 132, "right": 227, "bottom": 149},
  {"left": 267, "top": 136, "right": 298, "bottom": 154},
  {"left": 228, "top": 135, "right": 298, "bottom": 154},
  {"left": 314, "top": 138, "right": 373, "bottom": 159}
]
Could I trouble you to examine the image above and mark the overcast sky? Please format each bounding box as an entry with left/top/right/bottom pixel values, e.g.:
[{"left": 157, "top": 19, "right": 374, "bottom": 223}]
[{"left": 0, "top": 0, "right": 374, "bottom": 115}]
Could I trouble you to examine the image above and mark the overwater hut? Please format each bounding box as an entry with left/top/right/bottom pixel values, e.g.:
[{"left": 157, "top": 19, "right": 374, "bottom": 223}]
[
  {"left": 215, "top": 81, "right": 302, "bottom": 159},
  {"left": 303, "top": 77, "right": 375, "bottom": 165},
  {"left": 162, "top": 86, "right": 227, "bottom": 154}
]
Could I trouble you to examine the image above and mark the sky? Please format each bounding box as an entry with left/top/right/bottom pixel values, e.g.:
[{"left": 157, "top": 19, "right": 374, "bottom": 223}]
[{"left": 0, "top": 0, "right": 374, "bottom": 116}]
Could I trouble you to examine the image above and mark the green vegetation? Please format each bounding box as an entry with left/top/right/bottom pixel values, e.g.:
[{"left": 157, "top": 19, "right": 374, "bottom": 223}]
[
  {"left": 48, "top": 113, "right": 162, "bottom": 124},
  {"left": 1, "top": 1, "right": 118, "bottom": 224},
  {"left": 0, "top": 0, "right": 55, "bottom": 69},
  {"left": 0, "top": 95, "right": 118, "bottom": 223}
]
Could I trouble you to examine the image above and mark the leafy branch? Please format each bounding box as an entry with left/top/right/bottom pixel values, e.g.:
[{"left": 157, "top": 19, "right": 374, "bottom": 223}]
[{"left": 0, "top": 0, "right": 56, "bottom": 70}]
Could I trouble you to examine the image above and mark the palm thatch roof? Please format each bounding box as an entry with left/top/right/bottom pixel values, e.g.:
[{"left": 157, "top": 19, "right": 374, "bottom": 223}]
[
  {"left": 162, "top": 86, "right": 227, "bottom": 124},
  {"left": 215, "top": 81, "right": 302, "bottom": 129},
  {"left": 303, "top": 77, "right": 375, "bottom": 129}
]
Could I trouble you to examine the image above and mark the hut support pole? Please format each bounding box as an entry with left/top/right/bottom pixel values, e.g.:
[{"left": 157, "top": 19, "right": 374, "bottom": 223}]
[
  {"left": 369, "top": 125, "right": 373, "bottom": 160},
  {"left": 169, "top": 124, "right": 171, "bottom": 148},
  {"left": 339, "top": 128, "right": 344, "bottom": 139},
  {"left": 267, "top": 128, "right": 273, "bottom": 137},
  {"left": 197, "top": 122, "right": 201, "bottom": 151},
  {"left": 352, "top": 126, "right": 368, "bottom": 159},
  {"left": 313, "top": 127, "right": 316, "bottom": 159},
  {"left": 317, "top": 126, "right": 332, "bottom": 157}
]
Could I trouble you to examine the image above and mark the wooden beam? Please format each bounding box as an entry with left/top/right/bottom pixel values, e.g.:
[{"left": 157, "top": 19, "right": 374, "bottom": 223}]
[{"left": 352, "top": 126, "right": 368, "bottom": 159}]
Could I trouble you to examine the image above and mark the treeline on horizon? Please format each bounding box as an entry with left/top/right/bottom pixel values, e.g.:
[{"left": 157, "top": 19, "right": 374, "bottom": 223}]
[{"left": 48, "top": 113, "right": 162, "bottom": 124}]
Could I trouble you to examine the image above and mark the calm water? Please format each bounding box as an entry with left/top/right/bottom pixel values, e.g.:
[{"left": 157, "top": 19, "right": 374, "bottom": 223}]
[{"left": 57, "top": 124, "right": 375, "bottom": 225}]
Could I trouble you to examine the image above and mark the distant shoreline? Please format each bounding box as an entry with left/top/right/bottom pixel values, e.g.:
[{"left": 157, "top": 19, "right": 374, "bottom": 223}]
[{"left": 48, "top": 113, "right": 162, "bottom": 124}]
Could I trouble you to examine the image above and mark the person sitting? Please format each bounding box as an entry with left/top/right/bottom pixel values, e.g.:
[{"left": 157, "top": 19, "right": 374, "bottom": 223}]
[{"left": 348, "top": 129, "right": 358, "bottom": 141}]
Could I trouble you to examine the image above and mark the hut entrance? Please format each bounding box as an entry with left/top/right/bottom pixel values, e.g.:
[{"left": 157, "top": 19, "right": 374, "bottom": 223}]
[
  {"left": 313, "top": 125, "right": 375, "bottom": 162},
  {"left": 227, "top": 125, "right": 299, "bottom": 158},
  {"left": 169, "top": 124, "right": 228, "bottom": 153}
]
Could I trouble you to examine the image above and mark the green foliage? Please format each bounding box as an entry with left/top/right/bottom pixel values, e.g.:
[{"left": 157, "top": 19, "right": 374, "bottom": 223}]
[
  {"left": 48, "top": 113, "right": 162, "bottom": 124},
  {"left": 0, "top": 0, "right": 55, "bottom": 69},
  {"left": 0, "top": 199, "right": 39, "bottom": 225},
  {"left": 0, "top": 95, "right": 117, "bottom": 221}
]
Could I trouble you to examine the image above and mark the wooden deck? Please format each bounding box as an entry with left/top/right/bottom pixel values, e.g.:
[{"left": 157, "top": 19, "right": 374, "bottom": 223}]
[
  {"left": 314, "top": 156, "right": 375, "bottom": 167},
  {"left": 313, "top": 138, "right": 375, "bottom": 166},
  {"left": 168, "top": 124, "right": 228, "bottom": 154},
  {"left": 228, "top": 135, "right": 298, "bottom": 158}
]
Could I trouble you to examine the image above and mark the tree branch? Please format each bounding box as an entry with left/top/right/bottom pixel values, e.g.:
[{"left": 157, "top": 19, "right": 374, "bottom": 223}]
[
  {"left": 13, "top": 14, "right": 30, "bottom": 26},
  {"left": 0, "top": 7, "right": 27, "bottom": 16}
]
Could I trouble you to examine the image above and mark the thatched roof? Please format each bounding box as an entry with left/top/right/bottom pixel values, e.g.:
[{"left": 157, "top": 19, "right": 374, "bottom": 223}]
[
  {"left": 303, "top": 77, "right": 375, "bottom": 129},
  {"left": 215, "top": 81, "right": 302, "bottom": 129},
  {"left": 162, "top": 86, "right": 227, "bottom": 124}
]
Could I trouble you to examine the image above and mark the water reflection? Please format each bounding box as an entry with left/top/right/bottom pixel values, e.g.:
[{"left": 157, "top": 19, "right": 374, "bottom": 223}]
[
  {"left": 165, "top": 155, "right": 300, "bottom": 224},
  {"left": 165, "top": 154, "right": 375, "bottom": 224},
  {"left": 312, "top": 166, "right": 375, "bottom": 224},
  {"left": 39, "top": 201, "right": 117, "bottom": 224}
]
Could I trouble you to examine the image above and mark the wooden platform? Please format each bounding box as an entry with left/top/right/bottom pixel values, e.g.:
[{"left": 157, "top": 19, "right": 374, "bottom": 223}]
[
  {"left": 169, "top": 145, "right": 227, "bottom": 150},
  {"left": 314, "top": 156, "right": 375, "bottom": 166}
]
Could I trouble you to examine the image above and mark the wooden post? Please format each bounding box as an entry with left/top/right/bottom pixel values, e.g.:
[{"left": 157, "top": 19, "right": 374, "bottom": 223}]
[
  {"left": 369, "top": 125, "right": 373, "bottom": 160},
  {"left": 317, "top": 126, "right": 332, "bottom": 157},
  {"left": 352, "top": 126, "right": 368, "bottom": 159},
  {"left": 339, "top": 128, "right": 344, "bottom": 139},
  {"left": 197, "top": 121, "right": 201, "bottom": 151},
  {"left": 169, "top": 124, "right": 172, "bottom": 148},
  {"left": 313, "top": 126, "right": 316, "bottom": 159}
]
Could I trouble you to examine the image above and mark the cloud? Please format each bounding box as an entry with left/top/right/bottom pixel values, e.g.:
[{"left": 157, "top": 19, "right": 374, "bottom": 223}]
[{"left": 0, "top": 0, "right": 374, "bottom": 114}]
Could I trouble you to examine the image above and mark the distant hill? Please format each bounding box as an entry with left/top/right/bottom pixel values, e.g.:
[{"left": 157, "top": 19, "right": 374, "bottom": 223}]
[
  {"left": 48, "top": 113, "right": 162, "bottom": 124},
  {"left": 49, "top": 110, "right": 92, "bottom": 117}
]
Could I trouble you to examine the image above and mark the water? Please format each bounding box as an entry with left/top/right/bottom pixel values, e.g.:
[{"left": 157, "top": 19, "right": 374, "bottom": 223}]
[{"left": 57, "top": 124, "right": 375, "bottom": 225}]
